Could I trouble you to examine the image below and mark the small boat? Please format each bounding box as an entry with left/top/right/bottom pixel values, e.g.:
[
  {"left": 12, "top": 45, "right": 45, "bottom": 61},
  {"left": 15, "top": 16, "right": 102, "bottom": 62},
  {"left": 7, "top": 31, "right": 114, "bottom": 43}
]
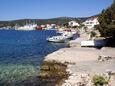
[
  {"left": 57, "top": 29, "right": 77, "bottom": 35},
  {"left": 62, "top": 32, "right": 73, "bottom": 39},
  {"left": 71, "top": 30, "right": 77, "bottom": 35},
  {"left": 36, "top": 26, "right": 43, "bottom": 30},
  {"left": 16, "top": 24, "right": 37, "bottom": 30},
  {"left": 47, "top": 36, "right": 65, "bottom": 43},
  {"left": 47, "top": 32, "right": 73, "bottom": 43}
]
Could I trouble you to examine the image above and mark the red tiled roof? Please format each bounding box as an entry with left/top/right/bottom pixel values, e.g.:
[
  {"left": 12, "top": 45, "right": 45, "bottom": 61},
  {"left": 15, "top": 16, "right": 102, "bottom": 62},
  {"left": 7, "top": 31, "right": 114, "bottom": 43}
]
[{"left": 87, "top": 17, "right": 97, "bottom": 21}]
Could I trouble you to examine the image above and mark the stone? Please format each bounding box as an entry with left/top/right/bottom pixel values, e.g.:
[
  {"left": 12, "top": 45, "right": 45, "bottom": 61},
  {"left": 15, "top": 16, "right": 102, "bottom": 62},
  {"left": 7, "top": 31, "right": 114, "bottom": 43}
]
[
  {"left": 40, "top": 65, "right": 50, "bottom": 71},
  {"left": 38, "top": 61, "right": 69, "bottom": 86}
]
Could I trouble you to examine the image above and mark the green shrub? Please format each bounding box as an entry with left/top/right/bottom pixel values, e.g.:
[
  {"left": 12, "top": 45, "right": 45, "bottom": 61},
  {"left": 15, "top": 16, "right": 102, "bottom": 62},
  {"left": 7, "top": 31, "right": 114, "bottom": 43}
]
[
  {"left": 92, "top": 75, "right": 108, "bottom": 86},
  {"left": 90, "top": 31, "right": 96, "bottom": 38}
]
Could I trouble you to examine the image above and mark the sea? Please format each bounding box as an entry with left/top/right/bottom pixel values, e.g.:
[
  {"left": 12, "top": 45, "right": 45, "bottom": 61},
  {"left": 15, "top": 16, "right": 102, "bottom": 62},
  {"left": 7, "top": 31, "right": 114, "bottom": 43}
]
[{"left": 0, "top": 30, "right": 67, "bottom": 86}]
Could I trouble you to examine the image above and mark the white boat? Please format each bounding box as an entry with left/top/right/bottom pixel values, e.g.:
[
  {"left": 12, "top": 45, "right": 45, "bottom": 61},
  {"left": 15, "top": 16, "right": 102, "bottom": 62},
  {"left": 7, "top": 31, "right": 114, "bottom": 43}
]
[
  {"left": 57, "top": 29, "right": 77, "bottom": 35},
  {"left": 16, "top": 24, "right": 37, "bottom": 30},
  {"left": 47, "top": 36, "right": 65, "bottom": 43},
  {"left": 71, "top": 30, "right": 77, "bottom": 35},
  {"left": 62, "top": 32, "right": 73, "bottom": 39},
  {"left": 81, "top": 40, "right": 105, "bottom": 47},
  {"left": 47, "top": 32, "right": 73, "bottom": 43}
]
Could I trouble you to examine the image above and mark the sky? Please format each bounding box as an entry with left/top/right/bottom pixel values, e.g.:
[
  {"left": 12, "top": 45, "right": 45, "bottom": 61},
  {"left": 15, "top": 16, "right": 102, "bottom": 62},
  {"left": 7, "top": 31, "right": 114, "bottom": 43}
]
[{"left": 0, "top": 0, "right": 113, "bottom": 21}]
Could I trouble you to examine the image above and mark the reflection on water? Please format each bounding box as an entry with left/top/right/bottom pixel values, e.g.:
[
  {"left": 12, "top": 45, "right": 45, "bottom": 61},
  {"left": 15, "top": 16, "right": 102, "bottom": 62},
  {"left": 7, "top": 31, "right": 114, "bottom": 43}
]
[{"left": 0, "top": 30, "right": 66, "bottom": 86}]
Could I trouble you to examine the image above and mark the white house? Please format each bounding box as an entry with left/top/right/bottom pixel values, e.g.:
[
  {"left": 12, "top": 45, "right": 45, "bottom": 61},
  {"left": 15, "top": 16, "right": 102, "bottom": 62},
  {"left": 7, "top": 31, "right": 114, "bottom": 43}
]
[
  {"left": 45, "top": 24, "right": 56, "bottom": 29},
  {"left": 83, "top": 17, "right": 99, "bottom": 29},
  {"left": 68, "top": 21, "right": 80, "bottom": 27},
  {"left": 45, "top": 24, "right": 52, "bottom": 29},
  {"left": 51, "top": 24, "right": 56, "bottom": 28}
]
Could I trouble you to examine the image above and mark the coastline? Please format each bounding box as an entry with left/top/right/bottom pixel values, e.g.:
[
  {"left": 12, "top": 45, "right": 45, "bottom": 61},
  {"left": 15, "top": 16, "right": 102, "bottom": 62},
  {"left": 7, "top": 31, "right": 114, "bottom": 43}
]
[
  {"left": 38, "top": 61, "right": 69, "bottom": 86},
  {"left": 39, "top": 47, "right": 115, "bottom": 86},
  {"left": 0, "top": 30, "right": 68, "bottom": 86}
]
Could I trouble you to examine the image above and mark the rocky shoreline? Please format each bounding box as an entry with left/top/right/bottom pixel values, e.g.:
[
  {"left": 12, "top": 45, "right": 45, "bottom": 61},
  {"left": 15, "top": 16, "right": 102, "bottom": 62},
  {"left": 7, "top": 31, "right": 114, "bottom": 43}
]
[
  {"left": 38, "top": 61, "right": 69, "bottom": 86},
  {"left": 39, "top": 47, "right": 115, "bottom": 86}
]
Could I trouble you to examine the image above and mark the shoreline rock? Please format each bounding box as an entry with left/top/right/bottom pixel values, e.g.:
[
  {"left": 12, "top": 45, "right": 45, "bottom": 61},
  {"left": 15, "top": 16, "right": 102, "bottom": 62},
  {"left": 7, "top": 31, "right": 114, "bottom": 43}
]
[
  {"left": 38, "top": 61, "right": 69, "bottom": 86},
  {"left": 40, "top": 47, "right": 115, "bottom": 86}
]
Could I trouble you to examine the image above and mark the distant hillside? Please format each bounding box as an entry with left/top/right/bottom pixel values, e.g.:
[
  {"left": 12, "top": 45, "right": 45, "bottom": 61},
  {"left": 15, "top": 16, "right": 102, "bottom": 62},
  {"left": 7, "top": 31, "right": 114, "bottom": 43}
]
[
  {"left": 11, "top": 17, "right": 81, "bottom": 25},
  {"left": 0, "top": 15, "right": 99, "bottom": 27}
]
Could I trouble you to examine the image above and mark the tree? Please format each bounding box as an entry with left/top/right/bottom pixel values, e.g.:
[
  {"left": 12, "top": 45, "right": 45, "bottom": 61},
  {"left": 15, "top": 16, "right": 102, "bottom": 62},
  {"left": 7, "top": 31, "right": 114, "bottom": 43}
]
[{"left": 97, "top": 0, "right": 115, "bottom": 37}]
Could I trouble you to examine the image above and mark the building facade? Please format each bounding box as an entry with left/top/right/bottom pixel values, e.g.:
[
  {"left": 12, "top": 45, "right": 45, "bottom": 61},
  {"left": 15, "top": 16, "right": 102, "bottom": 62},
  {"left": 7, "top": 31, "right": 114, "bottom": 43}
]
[
  {"left": 68, "top": 21, "right": 80, "bottom": 27},
  {"left": 83, "top": 17, "right": 99, "bottom": 29}
]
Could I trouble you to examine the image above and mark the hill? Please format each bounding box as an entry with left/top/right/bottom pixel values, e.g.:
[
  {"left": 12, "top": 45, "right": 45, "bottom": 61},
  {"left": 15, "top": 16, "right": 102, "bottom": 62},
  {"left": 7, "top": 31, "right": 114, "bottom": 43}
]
[{"left": 0, "top": 15, "right": 99, "bottom": 28}]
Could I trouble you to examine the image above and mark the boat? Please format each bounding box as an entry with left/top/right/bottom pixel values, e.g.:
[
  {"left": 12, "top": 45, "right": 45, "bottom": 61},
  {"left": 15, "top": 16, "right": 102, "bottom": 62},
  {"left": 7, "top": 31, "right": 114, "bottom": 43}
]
[
  {"left": 61, "top": 32, "right": 73, "bottom": 39},
  {"left": 16, "top": 24, "right": 37, "bottom": 30},
  {"left": 57, "top": 29, "right": 77, "bottom": 35},
  {"left": 81, "top": 40, "right": 105, "bottom": 47},
  {"left": 36, "top": 26, "right": 43, "bottom": 30},
  {"left": 47, "top": 36, "right": 65, "bottom": 43},
  {"left": 71, "top": 29, "right": 77, "bottom": 35},
  {"left": 47, "top": 32, "right": 73, "bottom": 43}
]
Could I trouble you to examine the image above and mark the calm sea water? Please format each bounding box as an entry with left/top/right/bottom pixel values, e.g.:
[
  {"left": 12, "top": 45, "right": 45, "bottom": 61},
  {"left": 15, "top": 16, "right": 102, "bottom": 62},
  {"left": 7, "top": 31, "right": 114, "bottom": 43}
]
[{"left": 0, "top": 30, "right": 67, "bottom": 86}]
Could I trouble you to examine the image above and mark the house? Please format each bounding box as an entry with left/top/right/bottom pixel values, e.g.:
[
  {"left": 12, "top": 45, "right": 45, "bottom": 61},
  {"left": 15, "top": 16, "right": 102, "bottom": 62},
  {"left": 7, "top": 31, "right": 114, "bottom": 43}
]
[
  {"left": 83, "top": 17, "right": 99, "bottom": 29},
  {"left": 51, "top": 24, "right": 56, "bottom": 28},
  {"left": 44, "top": 24, "right": 51, "bottom": 29},
  {"left": 68, "top": 21, "right": 80, "bottom": 27},
  {"left": 45, "top": 24, "right": 56, "bottom": 29}
]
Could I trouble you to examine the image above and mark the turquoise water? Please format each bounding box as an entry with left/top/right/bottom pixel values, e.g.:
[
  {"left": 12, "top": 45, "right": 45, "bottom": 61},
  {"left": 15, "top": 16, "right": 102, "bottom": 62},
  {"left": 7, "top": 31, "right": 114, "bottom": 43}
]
[{"left": 0, "top": 30, "right": 66, "bottom": 86}]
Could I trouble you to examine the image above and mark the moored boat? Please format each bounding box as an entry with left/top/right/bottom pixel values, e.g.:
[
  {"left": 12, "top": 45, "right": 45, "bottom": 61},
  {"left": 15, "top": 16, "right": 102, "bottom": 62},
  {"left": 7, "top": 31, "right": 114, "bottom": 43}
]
[
  {"left": 57, "top": 29, "right": 77, "bottom": 35},
  {"left": 47, "top": 32, "right": 73, "bottom": 43},
  {"left": 62, "top": 32, "right": 73, "bottom": 39},
  {"left": 16, "top": 24, "right": 37, "bottom": 30},
  {"left": 47, "top": 36, "right": 65, "bottom": 43}
]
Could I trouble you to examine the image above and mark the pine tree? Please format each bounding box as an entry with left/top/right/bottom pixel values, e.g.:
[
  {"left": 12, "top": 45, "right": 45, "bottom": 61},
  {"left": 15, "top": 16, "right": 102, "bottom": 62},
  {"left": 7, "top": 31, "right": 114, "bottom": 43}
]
[{"left": 97, "top": 0, "right": 115, "bottom": 37}]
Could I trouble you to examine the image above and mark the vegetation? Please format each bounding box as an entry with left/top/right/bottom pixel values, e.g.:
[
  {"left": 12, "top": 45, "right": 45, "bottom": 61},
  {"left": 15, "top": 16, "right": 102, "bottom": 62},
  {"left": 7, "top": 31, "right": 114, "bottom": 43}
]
[
  {"left": 92, "top": 75, "right": 108, "bottom": 86},
  {"left": 0, "top": 15, "right": 99, "bottom": 28},
  {"left": 0, "top": 17, "right": 81, "bottom": 28},
  {"left": 90, "top": 31, "right": 97, "bottom": 39},
  {"left": 97, "top": 0, "right": 115, "bottom": 38}
]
